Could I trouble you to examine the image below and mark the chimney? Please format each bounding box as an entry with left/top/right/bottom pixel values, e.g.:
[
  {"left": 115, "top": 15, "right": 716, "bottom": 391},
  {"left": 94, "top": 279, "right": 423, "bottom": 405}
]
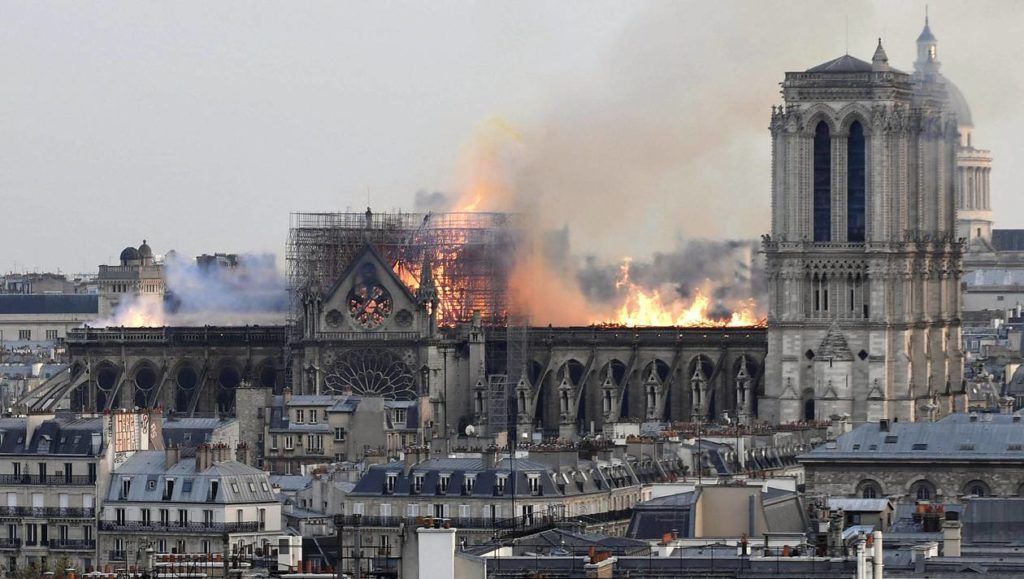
[
  {"left": 196, "top": 444, "right": 211, "bottom": 471},
  {"left": 943, "top": 516, "right": 962, "bottom": 557},
  {"left": 482, "top": 448, "right": 501, "bottom": 470},
  {"left": 405, "top": 447, "right": 421, "bottom": 474},
  {"left": 235, "top": 443, "right": 251, "bottom": 465},
  {"left": 416, "top": 527, "right": 456, "bottom": 579},
  {"left": 872, "top": 531, "right": 884, "bottom": 579},
  {"left": 584, "top": 555, "right": 617, "bottom": 578},
  {"left": 283, "top": 387, "right": 293, "bottom": 405},
  {"left": 165, "top": 444, "right": 181, "bottom": 469}
]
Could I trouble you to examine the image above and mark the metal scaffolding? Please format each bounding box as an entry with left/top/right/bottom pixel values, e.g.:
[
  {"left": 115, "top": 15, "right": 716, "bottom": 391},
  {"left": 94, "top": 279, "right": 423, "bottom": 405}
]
[{"left": 287, "top": 210, "right": 516, "bottom": 326}]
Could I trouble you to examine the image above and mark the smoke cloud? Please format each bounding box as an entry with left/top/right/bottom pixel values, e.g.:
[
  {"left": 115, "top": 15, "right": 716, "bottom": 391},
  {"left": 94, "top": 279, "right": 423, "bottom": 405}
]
[{"left": 96, "top": 253, "right": 288, "bottom": 327}]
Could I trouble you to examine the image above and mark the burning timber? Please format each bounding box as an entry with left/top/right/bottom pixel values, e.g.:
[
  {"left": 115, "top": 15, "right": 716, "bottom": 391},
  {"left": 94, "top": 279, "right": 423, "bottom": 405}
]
[{"left": 287, "top": 209, "right": 516, "bottom": 327}]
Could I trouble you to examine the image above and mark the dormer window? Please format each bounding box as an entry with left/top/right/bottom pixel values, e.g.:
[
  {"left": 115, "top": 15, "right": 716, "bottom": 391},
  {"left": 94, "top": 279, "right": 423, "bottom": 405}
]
[
  {"left": 295, "top": 409, "right": 305, "bottom": 424},
  {"left": 465, "top": 475, "right": 476, "bottom": 494},
  {"left": 121, "top": 477, "right": 132, "bottom": 499},
  {"left": 163, "top": 478, "right": 175, "bottom": 501},
  {"left": 385, "top": 473, "right": 397, "bottom": 494},
  {"left": 309, "top": 410, "right": 318, "bottom": 424},
  {"left": 394, "top": 409, "right": 407, "bottom": 425},
  {"left": 439, "top": 474, "right": 450, "bottom": 494},
  {"left": 528, "top": 475, "right": 540, "bottom": 496},
  {"left": 413, "top": 474, "right": 424, "bottom": 494},
  {"left": 496, "top": 475, "right": 507, "bottom": 496}
]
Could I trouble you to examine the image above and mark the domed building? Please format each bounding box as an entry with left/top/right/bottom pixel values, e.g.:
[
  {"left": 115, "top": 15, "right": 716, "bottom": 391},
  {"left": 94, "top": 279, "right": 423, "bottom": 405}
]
[
  {"left": 913, "top": 16, "right": 994, "bottom": 246},
  {"left": 97, "top": 239, "right": 166, "bottom": 318}
]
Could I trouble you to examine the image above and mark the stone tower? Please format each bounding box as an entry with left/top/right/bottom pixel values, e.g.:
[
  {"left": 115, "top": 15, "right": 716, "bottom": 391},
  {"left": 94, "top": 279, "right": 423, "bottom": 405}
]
[{"left": 760, "top": 31, "right": 964, "bottom": 424}]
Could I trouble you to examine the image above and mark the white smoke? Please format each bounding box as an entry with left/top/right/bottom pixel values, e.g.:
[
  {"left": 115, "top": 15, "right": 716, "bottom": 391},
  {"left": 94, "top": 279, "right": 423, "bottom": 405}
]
[{"left": 94, "top": 253, "right": 288, "bottom": 327}]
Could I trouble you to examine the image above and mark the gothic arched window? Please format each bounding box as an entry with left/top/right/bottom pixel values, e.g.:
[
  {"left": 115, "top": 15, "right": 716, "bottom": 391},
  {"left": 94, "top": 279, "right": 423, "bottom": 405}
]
[
  {"left": 847, "top": 120, "right": 866, "bottom": 242},
  {"left": 813, "top": 121, "right": 832, "bottom": 242}
]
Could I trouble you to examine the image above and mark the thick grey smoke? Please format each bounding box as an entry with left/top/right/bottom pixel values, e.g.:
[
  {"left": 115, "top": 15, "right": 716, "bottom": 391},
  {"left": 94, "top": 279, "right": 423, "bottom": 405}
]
[
  {"left": 163, "top": 253, "right": 288, "bottom": 325},
  {"left": 413, "top": 190, "right": 454, "bottom": 213}
]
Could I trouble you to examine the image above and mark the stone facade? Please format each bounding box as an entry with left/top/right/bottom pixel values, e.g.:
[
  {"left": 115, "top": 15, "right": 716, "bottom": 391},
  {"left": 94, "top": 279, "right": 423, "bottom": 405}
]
[
  {"left": 805, "top": 463, "right": 1024, "bottom": 502},
  {"left": 761, "top": 25, "right": 966, "bottom": 424},
  {"left": 799, "top": 414, "right": 1024, "bottom": 502}
]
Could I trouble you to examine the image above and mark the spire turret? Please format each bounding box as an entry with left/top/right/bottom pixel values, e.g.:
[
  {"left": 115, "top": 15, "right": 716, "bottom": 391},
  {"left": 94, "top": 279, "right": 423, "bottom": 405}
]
[
  {"left": 871, "top": 38, "right": 889, "bottom": 71},
  {"left": 915, "top": 10, "right": 940, "bottom": 75}
]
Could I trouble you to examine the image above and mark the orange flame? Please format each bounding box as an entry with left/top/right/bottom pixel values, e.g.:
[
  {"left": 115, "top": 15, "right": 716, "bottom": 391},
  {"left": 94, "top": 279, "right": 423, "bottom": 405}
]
[{"left": 598, "top": 258, "right": 763, "bottom": 328}]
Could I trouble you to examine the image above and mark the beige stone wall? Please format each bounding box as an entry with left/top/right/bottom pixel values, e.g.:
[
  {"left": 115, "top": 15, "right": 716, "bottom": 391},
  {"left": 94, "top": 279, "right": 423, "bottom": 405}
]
[{"left": 806, "top": 462, "right": 1024, "bottom": 500}]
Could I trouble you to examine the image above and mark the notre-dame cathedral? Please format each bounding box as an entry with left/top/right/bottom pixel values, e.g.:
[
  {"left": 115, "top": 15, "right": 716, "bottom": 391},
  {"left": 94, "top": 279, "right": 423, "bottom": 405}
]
[{"left": 760, "top": 18, "right": 981, "bottom": 423}]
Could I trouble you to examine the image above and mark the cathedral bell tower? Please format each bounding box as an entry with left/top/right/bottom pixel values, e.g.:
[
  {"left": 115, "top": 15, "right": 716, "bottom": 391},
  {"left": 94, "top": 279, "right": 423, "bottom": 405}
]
[{"left": 760, "top": 37, "right": 963, "bottom": 424}]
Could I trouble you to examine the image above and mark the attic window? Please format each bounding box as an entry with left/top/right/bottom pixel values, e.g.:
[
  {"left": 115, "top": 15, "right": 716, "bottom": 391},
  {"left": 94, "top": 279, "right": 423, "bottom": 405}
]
[
  {"left": 231, "top": 482, "right": 240, "bottom": 493},
  {"left": 261, "top": 482, "right": 270, "bottom": 492},
  {"left": 465, "top": 475, "right": 476, "bottom": 493},
  {"left": 858, "top": 350, "right": 869, "bottom": 361},
  {"left": 959, "top": 443, "right": 976, "bottom": 451},
  {"left": 912, "top": 443, "right": 928, "bottom": 450},
  {"left": 1009, "top": 444, "right": 1024, "bottom": 451},
  {"left": 884, "top": 436, "right": 898, "bottom": 444},
  {"left": 869, "top": 445, "right": 878, "bottom": 450},
  {"left": 852, "top": 444, "right": 861, "bottom": 450},
  {"left": 147, "top": 480, "right": 157, "bottom": 491},
  {"left": 248, "top": 482, "right": 256, "bottom": 492},
  {"left": 183, "top": 479, "right": 194, "bottom": 494},
  {"left": 805, "top": 349, "right": 816, "bottom": 360}
]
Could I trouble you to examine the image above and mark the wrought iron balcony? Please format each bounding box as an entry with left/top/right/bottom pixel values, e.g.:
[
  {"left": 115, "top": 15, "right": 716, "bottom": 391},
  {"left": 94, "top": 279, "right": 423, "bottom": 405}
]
[
  {"left": 0, "top": 538, "right": 21, "bottom": 549},
  {"left": 0, "top": 474, "right": 94, "bottom": 486},
  {"left": 100, "top": 521, "right": 264, "bottom": 534},
  {"left": 0, "top": 506, "right": 95, "bottom": 518},
  {"left": 49, "top": 539, "right": 96, "bottom": 551}
]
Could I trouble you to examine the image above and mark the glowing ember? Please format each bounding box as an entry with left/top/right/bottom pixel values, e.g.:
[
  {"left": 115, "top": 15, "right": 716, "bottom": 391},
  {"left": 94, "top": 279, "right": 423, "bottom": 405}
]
[{"left": 599, "top": 258, "right": 764, "bottom": 328}]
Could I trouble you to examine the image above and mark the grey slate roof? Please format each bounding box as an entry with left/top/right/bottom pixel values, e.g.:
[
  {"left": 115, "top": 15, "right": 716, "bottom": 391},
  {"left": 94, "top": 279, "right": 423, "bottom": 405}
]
[
  {"left": 806, "top": 54, "right": 873, "bottom": 73},
  {"left": 799, "top": 414, "right": 1024, "bottom": 462},
  {"left": 0, "top": 294, "right": 98, "bottom": 315},
  {"left": 827, "top": 498, "right": 893, "bottom": 512},
  {"left": 162, "top": 417, "right": 234, "bottom": 448},
  {"left": 109, "top": 450, "right": 276, "bottom": 504},
  {"left": 992, "top": 230, "right": 1024, "bottom": 252},
  {"left": 351, "top": 456, "right": 639, "bottom": 499},
  {"left": 270, "top": 475, "right": 313, "bottom": 492},
  {"left": 0, "top": 415, "right": 103, "bottom": 456}
]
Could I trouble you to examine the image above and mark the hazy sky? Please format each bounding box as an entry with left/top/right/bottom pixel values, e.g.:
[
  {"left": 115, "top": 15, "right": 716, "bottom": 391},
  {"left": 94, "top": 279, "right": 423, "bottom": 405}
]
[{"left": 2, "top": 1, "right": 1022, "bottom": 274}]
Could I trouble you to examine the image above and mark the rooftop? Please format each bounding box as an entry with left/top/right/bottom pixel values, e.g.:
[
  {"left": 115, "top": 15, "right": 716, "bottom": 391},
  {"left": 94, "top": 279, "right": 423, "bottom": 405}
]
[{"left": 800, "top": 414, "right": 1024, "bottom": 462}]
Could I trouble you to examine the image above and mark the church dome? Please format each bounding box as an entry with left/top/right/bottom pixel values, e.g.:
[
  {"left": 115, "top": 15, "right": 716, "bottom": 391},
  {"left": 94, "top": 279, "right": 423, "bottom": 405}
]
[
  {"left": 138, "top": 240, "right": 153, "bottom": 258},
  {"left": 120, "top": 246, "right": 140, "bottom": 262},
  {"left": 942, "top": 76, "right": 973, "bottom": 127}
]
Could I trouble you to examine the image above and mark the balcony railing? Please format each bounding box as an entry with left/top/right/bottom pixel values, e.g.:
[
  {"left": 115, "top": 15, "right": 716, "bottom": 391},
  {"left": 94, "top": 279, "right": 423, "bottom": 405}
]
[
  {"left": 334, "top": 509, "right": 634, "bottom": 533},
  {"left": 0, "top": 507, "right": 95, "bottom": 518},
  {"left": 0, "top": 474, "right": 94, "bottom": 486},
  {"left": 100, "top": 521, "right": 263, "bottom": 534},
  {"left": 304, "top": 448, "right": 325, "bottom": 455},
  {"left": 0, "top": 538, "right": 21, "bottom": 549},
  {"left": 49, "top": 539, "right": 96, "bottom": 551}
]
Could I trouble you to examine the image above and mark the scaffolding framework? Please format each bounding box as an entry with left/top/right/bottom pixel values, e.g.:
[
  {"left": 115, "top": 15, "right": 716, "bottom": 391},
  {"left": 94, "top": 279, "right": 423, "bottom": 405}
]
[
  {"left": 487, "top": 374, "right": 508, "bottom": 434},
  {"left": 287, "top": 210, "right": 516, "bottom": 326}
]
